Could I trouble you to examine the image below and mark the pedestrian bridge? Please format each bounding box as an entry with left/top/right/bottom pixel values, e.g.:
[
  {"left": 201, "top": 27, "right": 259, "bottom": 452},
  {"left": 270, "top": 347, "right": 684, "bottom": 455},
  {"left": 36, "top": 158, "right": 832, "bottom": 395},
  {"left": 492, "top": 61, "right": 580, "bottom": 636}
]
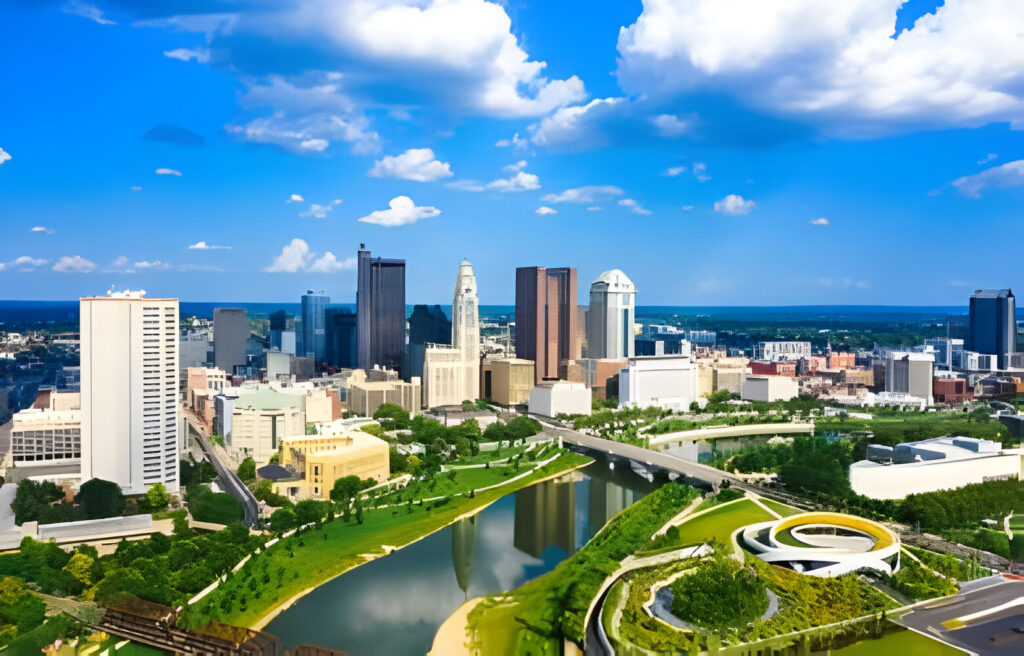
[
  {"left": 645, "top": 422, "right": 815, "bottom": 450},
  {"left": 553, "top": 427, "right": 742, "bottom": 490}
]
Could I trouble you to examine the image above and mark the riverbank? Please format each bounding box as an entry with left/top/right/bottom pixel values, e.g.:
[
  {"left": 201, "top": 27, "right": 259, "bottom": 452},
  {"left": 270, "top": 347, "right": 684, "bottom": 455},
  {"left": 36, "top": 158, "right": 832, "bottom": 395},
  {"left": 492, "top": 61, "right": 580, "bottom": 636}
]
[
  {"left": 186, "top": 451, "right": 593, "bottom": 631},
  {"left": 428, "top": 597, "right": 479, "bottom": 656}
]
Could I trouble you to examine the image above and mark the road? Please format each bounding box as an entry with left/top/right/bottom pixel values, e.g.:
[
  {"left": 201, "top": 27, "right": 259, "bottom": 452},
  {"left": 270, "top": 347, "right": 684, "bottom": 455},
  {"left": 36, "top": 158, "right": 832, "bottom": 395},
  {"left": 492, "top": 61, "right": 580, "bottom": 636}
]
[
  {"left": 184, "top": 410, "right": 260, "bottom": 528},
  {"left": 897, "top": 575, "right": 1024, "bottom": 656}
]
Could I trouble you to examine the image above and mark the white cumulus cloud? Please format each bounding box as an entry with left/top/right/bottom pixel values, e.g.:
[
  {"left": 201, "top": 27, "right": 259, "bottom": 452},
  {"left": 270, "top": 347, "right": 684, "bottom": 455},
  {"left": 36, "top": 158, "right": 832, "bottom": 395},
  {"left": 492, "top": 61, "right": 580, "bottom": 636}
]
[
  {"left": 617, "top": 0, "right": 1024, "bottom": 136},
  {"left": 8, "top": 256, "right": 48, "bottom": 271},
  {"left": 495, "top": 132, "right": 527, "bottom": 149},
  {"left": 52, "top": 255, "right": 96, "bottom": 273},
  {"left": 133, "top": 260, "right": 173, "bottom": 270},
  {"left": 978, "top": 153, "right": 998, "bottom": 165},
  {"left": 530, "top": 98, "right": 625, "bottom": 147},
  {"left": 0, "top": 148, "right": 11, "bottom": 165},
  {"left": 486, "top": 171, "right": 540, "bottom": 192},
  {"left": 188, "top": 241, "right": 231, "bottom": 250},
  {"left": 951, "top": 160, "right": 1024, "bottom": 198},
  {"left": 299, "top": 199, "right": 343, "bottom": 219},
  {"left": 650, "top": 113, "right": 690, "bottom": 137},
  {"left": 309, "top": 252, "right": 356, "bottom": 273},
  {"left": 810, "top": 217, "right": 830, "bottom": 226},
  {"left": 30, "top": 226, "right": 54, "bottom": 234},
  {"left": 714, "top": 194, "right": 756, "bottom": 216},
  {"left": 664, "top": 166, "right": 687, "bottom": 177},
  {"left": 357, "top": 196, "right": 440, "bottom": 227},
  {"left": 368, "top": 148, "right": 453, "bottom": 182},
  {"left": 542, "top": 185, "right": 624, "bottom": 203},
  {"left": 535, "top": 206, "right": 557, "bottom": 215},
  {"left": 286, "top": 193, "right": 304, "bottom": 203},
  {"left": 503, "top": 160, "right": 528, "bottom": 173},
  {"left": 130, "top": 186, "right": 142, "bottom": 192},
  {"left": 265, "top": 239, "right": 312, "bottom": 273},
  {"left": 618, "top": 198, "right": 651, "bottom": 215},
  {"left": 155, "top": 168, "right": 181, "bottom": 176}
]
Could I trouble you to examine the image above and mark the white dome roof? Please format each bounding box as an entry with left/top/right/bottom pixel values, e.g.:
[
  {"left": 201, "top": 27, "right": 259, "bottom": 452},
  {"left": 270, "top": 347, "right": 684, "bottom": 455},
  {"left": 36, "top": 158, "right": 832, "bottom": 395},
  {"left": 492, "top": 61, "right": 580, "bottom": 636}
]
[{"left": 593, "top": 269, "right": 634, "bottom": 287}]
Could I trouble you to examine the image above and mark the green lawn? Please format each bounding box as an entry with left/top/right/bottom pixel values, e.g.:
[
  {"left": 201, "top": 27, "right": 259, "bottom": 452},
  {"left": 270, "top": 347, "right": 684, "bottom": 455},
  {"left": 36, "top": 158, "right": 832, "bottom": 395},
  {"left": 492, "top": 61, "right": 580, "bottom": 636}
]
[
  {"left": 759, "top": 497, "right": 803, "bottom": 517},
  {"left": 830, "top": 629, "right": 966, "bottom": 656},
  {"left": 185, "top": 452, "right": 592, "bottom": 629},
  {"left": 653, "top": 499, "right": 776, "bottom": 552}
]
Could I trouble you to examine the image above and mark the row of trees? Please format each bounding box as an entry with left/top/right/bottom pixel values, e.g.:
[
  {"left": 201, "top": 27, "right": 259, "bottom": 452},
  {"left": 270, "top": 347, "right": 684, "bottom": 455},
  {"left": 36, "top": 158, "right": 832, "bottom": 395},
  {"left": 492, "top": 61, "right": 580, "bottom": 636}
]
[
  {"left": 0, "top": 519, "right": 260, "bottom": 610},
  {"left": 12, "top": 478, "right": 171, "bottom": 526}
]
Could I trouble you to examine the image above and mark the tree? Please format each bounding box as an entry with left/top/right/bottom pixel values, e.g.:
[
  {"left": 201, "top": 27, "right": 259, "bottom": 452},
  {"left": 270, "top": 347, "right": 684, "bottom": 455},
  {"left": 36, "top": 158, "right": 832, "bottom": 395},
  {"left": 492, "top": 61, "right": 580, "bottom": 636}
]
[
  {"left": 11, "top": 479, "right": 64, "bottom": 525},
  {"left": 237, "top": 457, "right": 257, "bottom": 484},
  {"left": 294, "top": 499, "right": 324, "bottom": 526},
  {"left": 75, "top": 478, "right": 126, "bottom": 519},
  {"left": 461, "top": 399, "right": 475, "bottom": 412},
  {"left": 970, "top": 406, "right": 992, "bottom": 423},
  {"left": 146, "top": 483, "right": 170, "bottom": 513},
  {"left": 269, "top": 508, "right": 297, "bottom": 533},
  {"left": 330, "top": 475, "right": 363, "bottom": 505},
  {"left": 373, "top": 402, "right": 410, "bottom": 429},
  {"left": 355, "top": 497, "right": 363, "bottom": 524},
  {"left": 62, "top": 553, "right": 95, "bottom": 587}
]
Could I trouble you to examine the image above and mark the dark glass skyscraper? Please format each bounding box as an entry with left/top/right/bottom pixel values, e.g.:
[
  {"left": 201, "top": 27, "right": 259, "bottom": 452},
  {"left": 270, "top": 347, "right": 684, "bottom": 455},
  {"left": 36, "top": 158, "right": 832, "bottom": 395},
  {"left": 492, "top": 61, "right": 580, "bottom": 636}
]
[
  {"left": 967, "top": 289, "right": 1016, "bottom": 369},
  {"left": 213, "top": 308, "right": 248, "bottom": 375},
  {"left": 515, "top": 266, "right": 578, "bottom": 383},
  {"left": 356, "top": 246, "right": 406, "bottom": 373},
  {"left": 325, "top": 307, "right": 358, "bottom": 369},
  {"left": 406, "top": 304, "right": 451, "bottom": 379},
  {"left": 301, "top": 290, "right": 328, "bottom": 362}
]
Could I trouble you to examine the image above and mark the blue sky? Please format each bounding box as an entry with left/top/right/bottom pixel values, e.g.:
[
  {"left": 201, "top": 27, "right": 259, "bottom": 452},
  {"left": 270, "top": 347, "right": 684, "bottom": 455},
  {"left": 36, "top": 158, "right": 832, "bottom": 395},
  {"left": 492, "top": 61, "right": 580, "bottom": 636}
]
[{"left": 1, "top": 0, "right": 1023, "bottom": 305}]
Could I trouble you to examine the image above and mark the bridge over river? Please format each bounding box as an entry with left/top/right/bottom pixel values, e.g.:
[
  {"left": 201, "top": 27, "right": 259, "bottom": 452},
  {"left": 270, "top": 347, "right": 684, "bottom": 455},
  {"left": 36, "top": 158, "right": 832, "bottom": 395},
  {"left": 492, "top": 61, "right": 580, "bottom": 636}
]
[{"left": 551, "top": 426, "right": 745, "bottom": 491}]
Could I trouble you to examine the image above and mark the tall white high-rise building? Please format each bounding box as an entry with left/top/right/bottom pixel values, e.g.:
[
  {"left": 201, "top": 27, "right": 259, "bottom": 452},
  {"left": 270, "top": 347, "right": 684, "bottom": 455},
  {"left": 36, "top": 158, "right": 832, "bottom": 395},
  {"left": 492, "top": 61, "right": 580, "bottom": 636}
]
[
  {"left": 81, "top": 290, "right": 180, "bottom": 494},
  {"left": 423, "top": 260, "right": 480, "bottom": 408},
  {"left": 588, "top": 269, "right": 636, "bottom": 359}
]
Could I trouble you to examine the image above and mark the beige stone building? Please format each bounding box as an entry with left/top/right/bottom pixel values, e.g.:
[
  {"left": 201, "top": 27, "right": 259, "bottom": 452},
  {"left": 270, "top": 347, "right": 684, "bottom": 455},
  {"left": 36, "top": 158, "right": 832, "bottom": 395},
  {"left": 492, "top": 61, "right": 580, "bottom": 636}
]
[
  {"left": 229, "top": 388, "right": 305, "bottom": 462},
  {"left": 480, "top": 357, "right": 535, "bottom": 406},
  {"left": 275, "top": 420, "right": 389, "bottom": 500},
  {"left": 696, "top": 356, "right": 750, "bottom": 397},
  {"left": 347, "top": 369, "right": 421, "bottom": 416},
  {"left": 8, "top": 391, "right": 81, "bottom": 468},
  {"left": 423, "top": 260, "right": 481, "bottom": 409}
]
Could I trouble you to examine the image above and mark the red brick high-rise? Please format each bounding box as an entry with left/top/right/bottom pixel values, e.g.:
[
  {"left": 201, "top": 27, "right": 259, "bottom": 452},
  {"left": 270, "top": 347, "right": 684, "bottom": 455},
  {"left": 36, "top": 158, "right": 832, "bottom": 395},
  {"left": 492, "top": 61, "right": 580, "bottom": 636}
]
[{"left": 515, "top": 267, "right": 579, "bottom": 383}]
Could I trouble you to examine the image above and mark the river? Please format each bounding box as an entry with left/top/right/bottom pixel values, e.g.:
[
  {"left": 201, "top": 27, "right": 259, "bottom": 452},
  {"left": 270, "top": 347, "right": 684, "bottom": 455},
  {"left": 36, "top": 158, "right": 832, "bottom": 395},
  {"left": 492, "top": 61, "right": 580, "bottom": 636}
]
[{"left": 264, "top": 454, "right": 656, "bottom": 654}]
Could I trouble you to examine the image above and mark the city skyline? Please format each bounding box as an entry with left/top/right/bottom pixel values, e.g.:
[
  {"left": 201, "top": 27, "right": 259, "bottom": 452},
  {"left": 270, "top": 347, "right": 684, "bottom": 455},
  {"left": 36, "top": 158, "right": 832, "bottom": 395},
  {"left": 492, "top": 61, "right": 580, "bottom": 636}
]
[{"left": 2, "top": 1, "right": 1024, "bottom": 305}]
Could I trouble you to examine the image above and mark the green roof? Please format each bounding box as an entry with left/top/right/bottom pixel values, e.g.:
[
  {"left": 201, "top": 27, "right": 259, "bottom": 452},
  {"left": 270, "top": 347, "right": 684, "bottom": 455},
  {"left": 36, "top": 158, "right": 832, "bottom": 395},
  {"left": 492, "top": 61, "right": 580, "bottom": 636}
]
[{"left": 235, "top": 388, "right": 303, "bottom": 411}]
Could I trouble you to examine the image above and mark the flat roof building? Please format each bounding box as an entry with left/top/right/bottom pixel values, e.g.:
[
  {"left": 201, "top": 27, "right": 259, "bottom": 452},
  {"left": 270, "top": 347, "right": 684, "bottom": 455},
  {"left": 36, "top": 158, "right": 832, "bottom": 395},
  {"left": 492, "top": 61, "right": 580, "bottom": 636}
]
[
  {"left": 276, "top": 420, "right": 389, "bottom": 501},
  {"left": 213, "top": 308, "right": 248, "bottom": 375},
  {"left": 480, "top": 357, "right": 535, "bottom": 407},
  {"left": 516, "top": 266, "right": 579, "bottom": 384},
  {"left": 619, "top": 354, "right": 699, "bottom": 412},
  {"left": 81, "top": 291, "right": 180, "bottom": 494},
  {"left": 357, "top": 247, "right": 406, "bottom": 374}
]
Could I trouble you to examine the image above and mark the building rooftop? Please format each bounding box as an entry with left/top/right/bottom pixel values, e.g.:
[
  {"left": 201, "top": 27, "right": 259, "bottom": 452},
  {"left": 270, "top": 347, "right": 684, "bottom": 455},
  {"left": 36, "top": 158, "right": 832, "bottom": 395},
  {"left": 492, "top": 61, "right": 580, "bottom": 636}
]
[{"left": 234, "top": 388, "right": 304, "bottom": 411}]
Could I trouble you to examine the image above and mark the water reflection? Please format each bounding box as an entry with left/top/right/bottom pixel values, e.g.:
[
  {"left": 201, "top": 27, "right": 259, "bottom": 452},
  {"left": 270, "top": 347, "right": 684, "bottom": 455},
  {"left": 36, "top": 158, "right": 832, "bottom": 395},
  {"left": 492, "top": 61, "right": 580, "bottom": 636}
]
[{"left": 265, "top": 455, "right": 656, "bottom": 655}]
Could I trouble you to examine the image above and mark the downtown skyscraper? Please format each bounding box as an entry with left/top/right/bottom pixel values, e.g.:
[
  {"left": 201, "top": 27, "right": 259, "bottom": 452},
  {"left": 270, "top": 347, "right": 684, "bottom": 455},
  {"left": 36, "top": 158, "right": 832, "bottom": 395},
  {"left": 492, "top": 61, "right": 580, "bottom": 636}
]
[
  {"left": 515, "top": 266, "right": 579, "bottom": 383},
  {"left": 301, "top": 289, "right": 329, "bottom": 362},
  {"left": 80, "top": 290, "right": 179, "bottom": 494},
  {"left": 356, "top": 245, "right": 406, "bottom": 374},
  {"left": 423, "top": 260, "right": 480, "bottom": 408},
  {"left": 967, "top": 289, "right": 1016, "bottom": 369}
]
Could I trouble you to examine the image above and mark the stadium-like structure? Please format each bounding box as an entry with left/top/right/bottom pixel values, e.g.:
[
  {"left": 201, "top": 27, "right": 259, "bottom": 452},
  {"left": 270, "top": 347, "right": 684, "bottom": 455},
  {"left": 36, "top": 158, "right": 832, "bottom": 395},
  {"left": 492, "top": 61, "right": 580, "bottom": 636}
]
[{"left": 740, "top": 511, "right": 901, "bottom": 577}]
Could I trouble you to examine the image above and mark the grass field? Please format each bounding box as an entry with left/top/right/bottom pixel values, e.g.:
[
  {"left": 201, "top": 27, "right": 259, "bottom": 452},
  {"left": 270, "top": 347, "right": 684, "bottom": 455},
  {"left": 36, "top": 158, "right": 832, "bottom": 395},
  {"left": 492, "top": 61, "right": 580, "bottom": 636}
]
[
  {"left": 187, "top": 451, "right": 592, "bottom": 629},
  {"left": 664, "top": 499, "right": 776, "bottom": 551},
  {"left": 830, "top": 629, "right": 966, "bottom": 656},
  {"left": 759, "top": 497, "right": 804, "bottom": 517}
]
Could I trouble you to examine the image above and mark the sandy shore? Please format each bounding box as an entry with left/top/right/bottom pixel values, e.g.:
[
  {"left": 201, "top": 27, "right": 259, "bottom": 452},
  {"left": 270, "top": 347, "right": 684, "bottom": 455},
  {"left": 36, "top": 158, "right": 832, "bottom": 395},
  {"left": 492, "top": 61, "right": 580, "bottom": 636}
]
[
  {"left": 249, "top": 457, "right": 593, "bottom": 631},
  {"left": 428, "top": 597, "right": 481, "bottom": 656}
]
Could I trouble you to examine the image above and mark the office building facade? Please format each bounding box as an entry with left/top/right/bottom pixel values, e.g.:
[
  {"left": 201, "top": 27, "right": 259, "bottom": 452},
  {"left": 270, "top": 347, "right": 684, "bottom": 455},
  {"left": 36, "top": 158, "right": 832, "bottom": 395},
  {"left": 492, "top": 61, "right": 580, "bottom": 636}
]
[
  {"left": 213, "top": 308, "right": 248, "bottom": 375},
  {"left": 356, "top": 247, "right": 406, "bottom": 374},
  {"left": 325, "top": 308, "right": 358, "bottom": 369},
  {"left": 753, "top": 341, "right": 812, "bottom": 362},
  {"left": 301, "top": 290, "right": 329, "bottom": 361},
  {"left": 423, "top": 260, "right": 481, "bottom": 408},
  {"left": 587, "top": 269, "right": 636, "bottom": 360},
  {"left": 407, "top": 304, "right": 451, "bottom": 379},
  {"left": 515, "top": 266, "right": 579, "bottom": 383},
  {"left": 967, "top": 289, "right": 1016, "bottom": 369},
  {"left": 80, "top": 291, "right": 180, "bottom": 494},
  {"left": 886, "top": 352, "right": 935, "bottom": 406}
]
